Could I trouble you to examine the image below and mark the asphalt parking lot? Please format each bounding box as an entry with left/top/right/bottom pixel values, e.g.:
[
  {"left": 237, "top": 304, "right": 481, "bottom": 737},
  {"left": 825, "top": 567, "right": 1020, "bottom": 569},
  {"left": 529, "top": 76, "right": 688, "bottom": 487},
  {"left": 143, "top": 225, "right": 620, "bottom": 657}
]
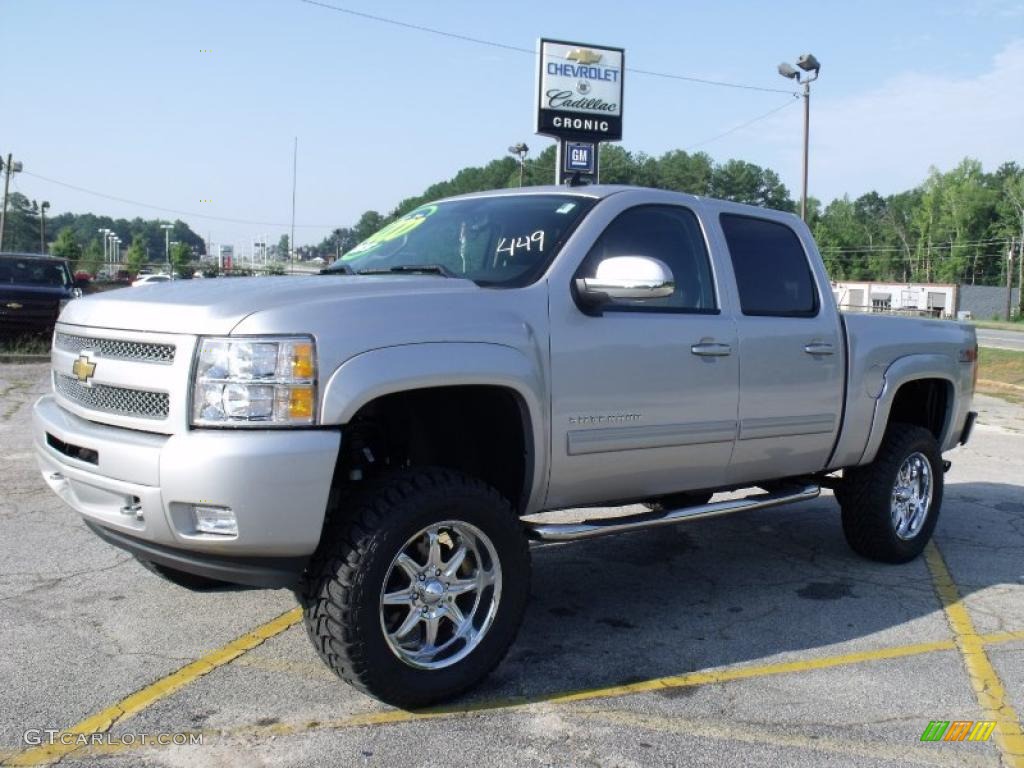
[{"left": 2, "top": 362, "right": 1023, "bottom": 767}]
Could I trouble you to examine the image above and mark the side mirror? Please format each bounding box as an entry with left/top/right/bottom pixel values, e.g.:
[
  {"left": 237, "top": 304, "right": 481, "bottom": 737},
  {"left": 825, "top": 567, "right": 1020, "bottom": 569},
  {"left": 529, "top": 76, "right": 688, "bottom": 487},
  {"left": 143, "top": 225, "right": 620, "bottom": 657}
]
[{"left": 575, "top": 256, "right": 675, "bottom": 309}]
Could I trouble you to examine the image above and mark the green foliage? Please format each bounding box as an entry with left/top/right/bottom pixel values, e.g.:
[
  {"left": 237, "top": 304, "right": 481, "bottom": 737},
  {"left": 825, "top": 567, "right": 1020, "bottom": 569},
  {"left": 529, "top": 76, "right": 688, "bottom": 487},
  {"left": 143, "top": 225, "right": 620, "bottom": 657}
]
[
  {"left": 0, "top": 194, "right": 205, "bottom": 261},
  {"left": 50, "top": 228, "right": 82, "bottom": 265},
  {"left": 265, "top": 262, "right": 286, "bottom": 275},
  {"left": 124, "top": 234, "right": 147, "bottom": 273},
  {"left": 170, "top": 241, "right": 192, "bottom": 272},
  {"left": 79, "top": 238, "right": 104, "bottom": 276},
  {"left": 277, "top": 234, "right": 290, "bottom": 260}
]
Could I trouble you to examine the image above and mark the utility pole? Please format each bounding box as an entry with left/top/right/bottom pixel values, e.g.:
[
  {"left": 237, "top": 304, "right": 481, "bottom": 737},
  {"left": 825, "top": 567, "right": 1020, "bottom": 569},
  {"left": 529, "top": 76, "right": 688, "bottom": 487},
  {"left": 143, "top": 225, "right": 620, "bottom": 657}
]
[
  {"left": 1006, "top": 242, "right": 1015, "bottom": 322},
  {"left": 161, "top": 223, "right": 174, "bottom": 277},
  {"left": 0, "top": 153, "right": 24, "bottom": 251},
  {"left": 290, "top": 137, "right": 298, "bottom": 274}
]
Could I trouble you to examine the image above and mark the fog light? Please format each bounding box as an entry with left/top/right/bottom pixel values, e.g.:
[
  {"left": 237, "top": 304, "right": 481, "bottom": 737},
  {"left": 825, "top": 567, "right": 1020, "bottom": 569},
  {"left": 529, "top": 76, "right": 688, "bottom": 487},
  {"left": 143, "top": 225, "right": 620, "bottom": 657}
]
[{"left": 192, "top": 505, "right": 237, "bottom": 536}]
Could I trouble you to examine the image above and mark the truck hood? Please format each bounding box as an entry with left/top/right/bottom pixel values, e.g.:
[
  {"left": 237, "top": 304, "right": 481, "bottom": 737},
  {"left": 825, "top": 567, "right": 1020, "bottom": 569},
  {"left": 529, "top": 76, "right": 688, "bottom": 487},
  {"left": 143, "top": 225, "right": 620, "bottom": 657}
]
[{"left": 58, "top": 275, "right": 482, "bottom": 335}]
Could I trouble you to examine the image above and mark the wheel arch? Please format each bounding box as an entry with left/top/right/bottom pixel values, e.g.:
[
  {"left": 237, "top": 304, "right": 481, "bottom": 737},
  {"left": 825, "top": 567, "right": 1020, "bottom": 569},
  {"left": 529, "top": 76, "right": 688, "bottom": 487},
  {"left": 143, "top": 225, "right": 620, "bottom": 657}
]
[
  {"left": 859, "top": 353, "right": 959, "bottom": 465},
  {"left": 320, "top": 343, "right": 548, "bottom": 515}
]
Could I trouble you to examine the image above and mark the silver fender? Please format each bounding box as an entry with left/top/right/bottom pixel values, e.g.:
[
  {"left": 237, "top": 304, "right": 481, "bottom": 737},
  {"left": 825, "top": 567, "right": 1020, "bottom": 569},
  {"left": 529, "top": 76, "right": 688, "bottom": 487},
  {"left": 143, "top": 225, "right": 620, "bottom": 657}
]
[{"left": 320, "top": 342, "right": 548, "bottom": 514}]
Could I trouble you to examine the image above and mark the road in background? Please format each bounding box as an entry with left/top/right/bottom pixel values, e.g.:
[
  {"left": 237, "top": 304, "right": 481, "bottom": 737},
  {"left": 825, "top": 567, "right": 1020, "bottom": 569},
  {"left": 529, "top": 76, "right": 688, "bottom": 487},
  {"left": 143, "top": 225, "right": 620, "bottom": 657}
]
[{"left": 977, "top": 328, "right": 1024, "bottom": 352}]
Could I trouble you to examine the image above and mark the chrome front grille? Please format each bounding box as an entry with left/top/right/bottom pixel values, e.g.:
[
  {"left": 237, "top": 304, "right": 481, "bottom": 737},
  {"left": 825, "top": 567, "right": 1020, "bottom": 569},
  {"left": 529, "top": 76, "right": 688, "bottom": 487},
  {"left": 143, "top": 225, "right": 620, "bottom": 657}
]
[
  {"left": 54, "top": 332, "right": 176, "bottom": 364},
  {"left": 54, "top": 373, "right": 170, "bottom": 420}
]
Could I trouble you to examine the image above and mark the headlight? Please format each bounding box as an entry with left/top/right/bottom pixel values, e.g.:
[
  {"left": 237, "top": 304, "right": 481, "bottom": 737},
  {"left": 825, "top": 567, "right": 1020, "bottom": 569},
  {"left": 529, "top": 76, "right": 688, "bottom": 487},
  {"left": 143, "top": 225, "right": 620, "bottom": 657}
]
[{"left": 191, "top": 336, "right": 317, "bottom": 427}]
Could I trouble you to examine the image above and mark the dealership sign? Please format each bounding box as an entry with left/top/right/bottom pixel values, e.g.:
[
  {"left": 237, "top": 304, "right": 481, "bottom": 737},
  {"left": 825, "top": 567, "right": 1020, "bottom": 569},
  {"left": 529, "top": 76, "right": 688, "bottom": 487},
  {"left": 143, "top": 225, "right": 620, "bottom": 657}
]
[{"left": 536, "top": 39, "right": 624, "bottom": 142}]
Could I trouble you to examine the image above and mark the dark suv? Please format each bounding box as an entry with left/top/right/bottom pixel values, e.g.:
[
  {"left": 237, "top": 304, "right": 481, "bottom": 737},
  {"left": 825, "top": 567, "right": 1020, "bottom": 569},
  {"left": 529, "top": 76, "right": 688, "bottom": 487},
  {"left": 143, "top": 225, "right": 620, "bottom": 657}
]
[{"left": 0, "top": 253, "right": 79, "bottom": 335}]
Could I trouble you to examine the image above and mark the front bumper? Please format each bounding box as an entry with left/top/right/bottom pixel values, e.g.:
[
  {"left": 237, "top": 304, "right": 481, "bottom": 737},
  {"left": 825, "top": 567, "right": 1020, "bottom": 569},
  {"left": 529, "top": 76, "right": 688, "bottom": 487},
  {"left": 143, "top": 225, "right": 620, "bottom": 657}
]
[{"left": 33, "top": 395, "right": 341, "bottom": 587}]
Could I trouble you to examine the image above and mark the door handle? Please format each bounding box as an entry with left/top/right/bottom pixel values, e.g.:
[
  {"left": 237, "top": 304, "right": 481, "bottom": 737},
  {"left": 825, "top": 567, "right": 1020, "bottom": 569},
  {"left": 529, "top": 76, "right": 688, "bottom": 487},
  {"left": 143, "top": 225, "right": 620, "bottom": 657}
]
[
  {"left": 804, "top": 342, "right": 835, "bottom": 356},
  {"left": 691, "top": 342, "right": 732, "bottom": 357}
]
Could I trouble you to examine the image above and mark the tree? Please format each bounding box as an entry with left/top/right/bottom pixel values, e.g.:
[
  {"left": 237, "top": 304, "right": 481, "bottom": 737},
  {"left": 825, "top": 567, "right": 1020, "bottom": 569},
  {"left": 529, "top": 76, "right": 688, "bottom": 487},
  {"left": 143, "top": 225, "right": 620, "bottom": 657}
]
[
  {"left": 124, "top": 234, "right": 147, "bottom": 273},
  {"left": 170, "top": 241, "right": 192, "bottom": 273},
  {"left": 353, "top": 211, "right": 385, "bottom": 242},
  {"left": 50, "top": 228, "right": 82, "bottom": 267},
  {"left": 80, "top": 238, "right": 104, "bottom": 276},
  {"left": 277, "top": 234, "right": 290, "bottom": 260}
]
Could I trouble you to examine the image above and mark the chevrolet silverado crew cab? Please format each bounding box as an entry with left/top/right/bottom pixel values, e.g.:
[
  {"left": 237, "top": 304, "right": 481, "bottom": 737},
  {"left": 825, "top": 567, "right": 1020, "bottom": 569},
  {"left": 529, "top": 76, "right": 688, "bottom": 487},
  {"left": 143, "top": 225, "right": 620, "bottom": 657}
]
[{"left": 33, "top": 186, "right": 978, "bottom": 707}]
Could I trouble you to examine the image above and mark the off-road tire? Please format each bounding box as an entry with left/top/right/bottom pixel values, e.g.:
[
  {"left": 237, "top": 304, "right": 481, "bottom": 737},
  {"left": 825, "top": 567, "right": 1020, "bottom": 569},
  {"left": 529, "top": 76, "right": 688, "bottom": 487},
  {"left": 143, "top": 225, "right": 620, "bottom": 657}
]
[
  {"left": 643, "top": 491, "right": 714, "bottom": 513},
  {"left": 135, "top": 557, "right": 230, "bottom": 590},
  {"left": 301, "top": 468, "right": 531, "bottom": 708},
  {"left": 838, "top": 423, "right": 943, "bottom": 563}
]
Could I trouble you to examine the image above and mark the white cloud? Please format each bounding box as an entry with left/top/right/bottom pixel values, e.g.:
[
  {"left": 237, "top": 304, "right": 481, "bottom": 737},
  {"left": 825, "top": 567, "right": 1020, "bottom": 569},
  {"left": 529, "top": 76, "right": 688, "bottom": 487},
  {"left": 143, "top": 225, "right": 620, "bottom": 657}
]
[{"left": 759, "top": 39, "right": 1024, "bottom": 202}]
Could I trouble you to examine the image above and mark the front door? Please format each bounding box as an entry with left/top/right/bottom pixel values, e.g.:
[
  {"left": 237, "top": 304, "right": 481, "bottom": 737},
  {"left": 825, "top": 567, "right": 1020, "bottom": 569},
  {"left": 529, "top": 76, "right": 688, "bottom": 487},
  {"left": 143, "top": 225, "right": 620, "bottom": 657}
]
[{"left": 546, "top": 204, "right": 739, "bottom": 509}]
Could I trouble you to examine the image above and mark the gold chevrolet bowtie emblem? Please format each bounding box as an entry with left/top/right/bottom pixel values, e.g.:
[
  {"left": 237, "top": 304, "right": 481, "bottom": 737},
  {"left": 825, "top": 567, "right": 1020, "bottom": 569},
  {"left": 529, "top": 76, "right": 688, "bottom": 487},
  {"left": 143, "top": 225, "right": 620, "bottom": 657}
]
[
  {"left": 72, "top": 354, "right": 97, "bottom": 384},
  {"left": 566, "top": 48, "right": 602, "bottom": 65}
]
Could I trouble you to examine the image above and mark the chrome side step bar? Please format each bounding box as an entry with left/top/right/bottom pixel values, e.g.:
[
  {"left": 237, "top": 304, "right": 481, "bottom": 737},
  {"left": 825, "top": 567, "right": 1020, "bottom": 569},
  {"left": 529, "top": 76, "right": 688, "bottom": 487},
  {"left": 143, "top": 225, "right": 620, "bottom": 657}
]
[{"left": 525, "top": 484, "right": 820, "bottom": 542}]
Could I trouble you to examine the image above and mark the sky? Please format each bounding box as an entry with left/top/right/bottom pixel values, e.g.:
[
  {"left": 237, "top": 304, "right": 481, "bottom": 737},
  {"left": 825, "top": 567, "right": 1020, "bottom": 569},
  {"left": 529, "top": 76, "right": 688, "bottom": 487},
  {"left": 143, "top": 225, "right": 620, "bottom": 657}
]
[{"left": 3, "top": 0, "right": 1023, "bottom": 252}]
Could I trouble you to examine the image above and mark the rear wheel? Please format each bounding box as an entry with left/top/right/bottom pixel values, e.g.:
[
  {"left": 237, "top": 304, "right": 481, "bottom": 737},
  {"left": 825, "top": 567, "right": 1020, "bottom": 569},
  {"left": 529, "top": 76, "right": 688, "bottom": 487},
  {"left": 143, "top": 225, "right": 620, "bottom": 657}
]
[
  {"left": 838, "top": 423, "right": 943, "bottom": 563},
  {"left": 301, "top": 468, "right": 530, "bottom": 708}
]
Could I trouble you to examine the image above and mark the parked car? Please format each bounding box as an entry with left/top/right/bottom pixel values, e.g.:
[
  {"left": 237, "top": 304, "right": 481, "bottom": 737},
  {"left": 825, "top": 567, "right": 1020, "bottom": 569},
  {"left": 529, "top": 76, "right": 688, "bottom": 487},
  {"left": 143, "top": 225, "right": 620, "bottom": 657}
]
[
  {"left": 130, "top": 274, "right": 172, "bottom": 288},
  {"left": 0, "top": 252, "right": 80, "bottom": 335},
  {"left": 33, "top": 186, "right": 977, "bottom": 708}
]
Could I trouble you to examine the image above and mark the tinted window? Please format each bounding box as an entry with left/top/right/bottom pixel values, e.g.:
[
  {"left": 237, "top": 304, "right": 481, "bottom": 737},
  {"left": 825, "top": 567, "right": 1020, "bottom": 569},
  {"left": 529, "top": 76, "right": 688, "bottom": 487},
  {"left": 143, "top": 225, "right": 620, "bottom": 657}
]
[
  {"left": 0, "top": 256, "right": 70, "bottom": 287},
  {"left": 720, "top": 214, "right": 817, "bottom": 316},
  {"left": 578, "top": 205, "right": 717, "bottom": 312}
]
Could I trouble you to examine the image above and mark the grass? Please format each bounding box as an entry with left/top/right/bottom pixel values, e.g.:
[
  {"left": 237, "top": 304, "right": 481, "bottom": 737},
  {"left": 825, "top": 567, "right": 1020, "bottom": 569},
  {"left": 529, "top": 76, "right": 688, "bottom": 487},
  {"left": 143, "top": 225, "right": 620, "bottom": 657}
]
[
  {"left": 973, "top": 319, "right": 1024, "bottom": 332},
  {"left": 977, "top": 348, "right": 1024, "bottom": 404},
  {"left": 0, "top": 334, "right": 51, "bottom": 357}
]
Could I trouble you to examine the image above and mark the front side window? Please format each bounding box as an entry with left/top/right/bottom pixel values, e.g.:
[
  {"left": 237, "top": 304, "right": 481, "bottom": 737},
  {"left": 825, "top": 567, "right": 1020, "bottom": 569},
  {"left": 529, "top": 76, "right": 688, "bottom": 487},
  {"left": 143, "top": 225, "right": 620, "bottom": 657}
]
[
  {"left": 576, "top": 205, "right": 717, "bottom": 312},
  {"left": 720, "top": 214, "right": 817, "bottom": 317},
  {"left": 326, "top": 194, "right": 594, "bottom": 286}
]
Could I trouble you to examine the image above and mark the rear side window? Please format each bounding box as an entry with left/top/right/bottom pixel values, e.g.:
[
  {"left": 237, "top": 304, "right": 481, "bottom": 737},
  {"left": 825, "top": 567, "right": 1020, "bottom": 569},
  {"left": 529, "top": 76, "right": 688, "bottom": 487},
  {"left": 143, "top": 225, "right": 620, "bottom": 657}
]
[{"left": 720, "top": 214, "right": 817, "bottom": 317}]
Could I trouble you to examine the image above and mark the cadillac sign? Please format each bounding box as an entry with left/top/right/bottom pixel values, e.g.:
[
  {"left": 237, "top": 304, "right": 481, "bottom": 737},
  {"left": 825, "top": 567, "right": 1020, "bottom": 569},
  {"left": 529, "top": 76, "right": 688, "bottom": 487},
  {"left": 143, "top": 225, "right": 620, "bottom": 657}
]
[{"left": 536, "top": 38, "right": 624, "bottom": 142}]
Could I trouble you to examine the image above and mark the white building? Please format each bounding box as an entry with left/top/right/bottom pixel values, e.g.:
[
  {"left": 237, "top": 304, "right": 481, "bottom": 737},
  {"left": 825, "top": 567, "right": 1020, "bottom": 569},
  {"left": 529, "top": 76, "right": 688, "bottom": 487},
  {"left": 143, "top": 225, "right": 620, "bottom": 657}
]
[{"left": 831, "top": 281, "right": 957, "bottom": 319}]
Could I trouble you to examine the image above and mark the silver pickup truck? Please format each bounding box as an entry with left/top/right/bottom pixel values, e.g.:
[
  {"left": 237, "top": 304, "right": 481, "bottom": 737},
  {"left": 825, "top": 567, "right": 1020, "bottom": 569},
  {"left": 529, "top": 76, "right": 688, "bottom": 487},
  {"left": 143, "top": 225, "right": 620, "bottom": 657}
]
[{"left": 33, "top": 186, "right": 978, "bottom": 707}]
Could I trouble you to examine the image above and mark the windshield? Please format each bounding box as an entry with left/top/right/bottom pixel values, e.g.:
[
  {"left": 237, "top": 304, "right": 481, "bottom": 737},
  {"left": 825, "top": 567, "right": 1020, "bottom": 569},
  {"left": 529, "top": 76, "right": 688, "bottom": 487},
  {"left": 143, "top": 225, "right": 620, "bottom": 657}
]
[
  {"left": 327, "top": 194, "right": 594, "bottom": 285},
  {"left": 0, "top": 256, "right": 70, "bottom": 287}
]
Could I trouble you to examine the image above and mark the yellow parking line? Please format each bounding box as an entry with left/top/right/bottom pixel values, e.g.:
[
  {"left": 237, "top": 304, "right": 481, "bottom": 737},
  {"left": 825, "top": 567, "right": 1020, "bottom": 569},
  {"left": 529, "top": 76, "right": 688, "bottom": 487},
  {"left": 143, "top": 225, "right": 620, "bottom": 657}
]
[
  {"left": 5, "top": 607, "right": 302, "bottom": 767},
  {"left": 14, "top": 623, "right": 1024, "bottom": 765},
  {"left": 925, "top": 541, "right": 1024, "bottom": 767}
]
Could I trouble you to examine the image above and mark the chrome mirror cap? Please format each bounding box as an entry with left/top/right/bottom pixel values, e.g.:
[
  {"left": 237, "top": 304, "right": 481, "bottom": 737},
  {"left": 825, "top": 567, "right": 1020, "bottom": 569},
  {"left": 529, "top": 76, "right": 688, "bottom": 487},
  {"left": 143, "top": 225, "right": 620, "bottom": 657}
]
[{"left": 576, "top": 256, "right": 675, "bottom": 306}]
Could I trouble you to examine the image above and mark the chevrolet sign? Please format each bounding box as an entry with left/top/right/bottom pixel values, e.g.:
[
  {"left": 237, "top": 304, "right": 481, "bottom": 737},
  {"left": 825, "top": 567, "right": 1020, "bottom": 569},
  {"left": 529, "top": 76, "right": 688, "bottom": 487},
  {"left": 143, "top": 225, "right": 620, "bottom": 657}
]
[{"left": 537, "top": 38, "right": 624, "bottom": 142}]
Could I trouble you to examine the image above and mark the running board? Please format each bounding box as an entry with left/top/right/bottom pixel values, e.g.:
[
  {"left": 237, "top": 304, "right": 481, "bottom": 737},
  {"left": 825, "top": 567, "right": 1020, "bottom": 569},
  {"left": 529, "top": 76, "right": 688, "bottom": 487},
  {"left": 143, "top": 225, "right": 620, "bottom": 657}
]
[{"left": 525, "top": 484, "right": 821, "bottom": 542}]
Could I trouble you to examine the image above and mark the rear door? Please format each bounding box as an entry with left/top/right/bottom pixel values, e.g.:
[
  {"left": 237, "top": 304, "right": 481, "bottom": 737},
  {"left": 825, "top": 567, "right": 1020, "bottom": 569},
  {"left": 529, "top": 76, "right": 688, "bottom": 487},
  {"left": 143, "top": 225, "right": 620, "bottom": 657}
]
[{"left": 715, "top": 213, "right": 844, "bottom": 483}]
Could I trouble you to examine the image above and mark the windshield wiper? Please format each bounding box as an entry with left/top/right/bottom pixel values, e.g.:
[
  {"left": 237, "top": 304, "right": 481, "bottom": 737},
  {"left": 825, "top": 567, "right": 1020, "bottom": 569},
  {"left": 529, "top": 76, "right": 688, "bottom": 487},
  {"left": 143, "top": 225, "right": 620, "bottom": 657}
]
[{"left": 357, "top": 264, "right": 455, "bottom": 277}]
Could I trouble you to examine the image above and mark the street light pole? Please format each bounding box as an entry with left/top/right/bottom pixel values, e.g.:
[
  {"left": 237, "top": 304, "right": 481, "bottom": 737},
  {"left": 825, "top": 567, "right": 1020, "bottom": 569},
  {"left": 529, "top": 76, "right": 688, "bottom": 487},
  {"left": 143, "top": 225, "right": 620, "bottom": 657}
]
[
  {"left": 161, "top": 223, "right": 174, "bottom": 276},
  {"left": 40, "top": 201, "right": 50, "bottom": 254},
  {"left": 777, "top": 54, "right": 821, "bottom": 222},
  {"left": 508, "top": 143, "right": 529, "bottom": 187}
]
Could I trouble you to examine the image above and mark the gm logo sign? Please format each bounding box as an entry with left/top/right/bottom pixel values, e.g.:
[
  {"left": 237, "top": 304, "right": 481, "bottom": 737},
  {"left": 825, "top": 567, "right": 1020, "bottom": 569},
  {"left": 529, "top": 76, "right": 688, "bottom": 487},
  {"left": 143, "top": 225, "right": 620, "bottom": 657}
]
[{"left": 564, "top": 141, "right": 596, "bottom": 174}]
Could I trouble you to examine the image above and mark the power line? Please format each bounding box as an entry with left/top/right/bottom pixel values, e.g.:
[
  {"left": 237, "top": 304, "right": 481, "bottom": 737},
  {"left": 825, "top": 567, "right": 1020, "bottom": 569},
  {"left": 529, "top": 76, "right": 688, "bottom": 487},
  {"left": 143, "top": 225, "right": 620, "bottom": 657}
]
[
  {"left": 820, "top": 238, "right": 1011, "bottom": 253},
  {"left": 297, "top": 0, "right": 797, "bottom": 95},
  {"left": 19, "top": 170, "right": 335, "bottom": 228},
  {"left": 683, "top": 98, "right": 799, "bottom": 151}
]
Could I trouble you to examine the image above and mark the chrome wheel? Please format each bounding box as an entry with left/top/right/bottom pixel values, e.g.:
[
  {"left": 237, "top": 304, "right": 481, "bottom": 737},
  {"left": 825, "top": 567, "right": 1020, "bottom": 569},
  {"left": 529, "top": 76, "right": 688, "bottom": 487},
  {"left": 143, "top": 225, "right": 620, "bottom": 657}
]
[
  {"left": 890, "top": 452, "right": 933, "bottom": 540},
  {"left": 379, "top": 521, "right": 502, "bottom": 670}
]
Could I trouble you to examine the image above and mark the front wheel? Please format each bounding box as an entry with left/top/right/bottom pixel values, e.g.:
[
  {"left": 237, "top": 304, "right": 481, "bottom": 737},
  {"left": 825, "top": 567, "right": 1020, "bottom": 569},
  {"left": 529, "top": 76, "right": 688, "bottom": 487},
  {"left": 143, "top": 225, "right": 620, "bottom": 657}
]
[
  {"left": 837, "top": 423, "right": 944, "bottom": 563},
  {"left": 301, "top": 469, "right": 530, "bottom": 708}
]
